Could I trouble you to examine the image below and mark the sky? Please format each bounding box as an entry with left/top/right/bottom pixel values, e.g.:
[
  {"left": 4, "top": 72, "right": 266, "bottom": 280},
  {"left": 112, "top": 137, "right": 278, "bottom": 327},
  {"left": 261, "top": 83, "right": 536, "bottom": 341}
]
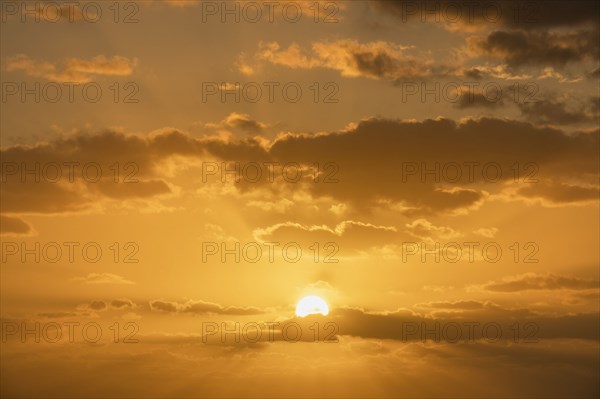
[{"left": 1, "top": 0, "right": 599, "bottom": 397}]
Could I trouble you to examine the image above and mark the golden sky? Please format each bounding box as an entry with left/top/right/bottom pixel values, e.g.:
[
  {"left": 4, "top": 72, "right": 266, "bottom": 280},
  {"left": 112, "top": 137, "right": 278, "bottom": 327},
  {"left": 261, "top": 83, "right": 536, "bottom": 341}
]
[{"left": 1, "top": 0, "right": 599, "bottom": 397}]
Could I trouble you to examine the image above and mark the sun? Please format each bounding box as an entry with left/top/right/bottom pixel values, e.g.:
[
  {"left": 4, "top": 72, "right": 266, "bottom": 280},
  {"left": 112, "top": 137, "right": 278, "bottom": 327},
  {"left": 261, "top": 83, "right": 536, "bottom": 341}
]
[{"left": 295, "top": 295, "right": 329, "bottom": 317}]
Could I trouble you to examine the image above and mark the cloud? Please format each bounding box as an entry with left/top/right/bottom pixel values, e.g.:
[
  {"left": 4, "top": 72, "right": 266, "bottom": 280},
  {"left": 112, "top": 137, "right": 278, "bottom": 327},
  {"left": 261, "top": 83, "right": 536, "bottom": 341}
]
[
  {"left": 517, "top": 97, "right": 599, "bottom": 126},
  {"left": 244, "top": 40, "right": 437, "bottom": 80},
  {"left": 405, "top": 218, "right": 461, "bottom": 240},
  {"left": 111, "top": 299, "right": 136, "bottom": 309},
  {"left": 372, "top": 1, "right": 598, "bottom": 80},
  {"left": 254, "top": 306, "right": 599, "bottom": 343},
  {"left": 72, "top": 273, "right": 135, "bottom": 285},
  {"left": 36, "top": 312, "right": 80, "bottom": 318},
  {"left": 470, "top": 29, "right": 598, "bottom": 68},
  {"left": 0, "top": 132, "right": 173, "bottom": 215},
  {"left": 517, "top": 182, "right": 599, "bottom": 204},
  {"left": 477, "top": 273, "right": 599, "bottom": 292},
  {"left": 2, "top": 117, "right": 597, "bottom": 224},
  {"left": 264, "top": 118, "right": 598, "bottom": 211},
  {"left": 537, "top": 67, "right": 583, "bottom": 83},
  {"left": 455, "top": 91, "right": 506, "bottom": 109},
  {"left": 0, "top": 215, "right": 33, "bottom": 236},
  {"left": 417, "top": 300, "right": 487, "bottom": 310},
  {"left": 456, "top": 84, "right": 599, "bottom": 126},
  {"left": 374, "top": 1, "right": 600, "bottom": 31},
  {"left": 253, "top": 220, "right": 400, "bottom": 251},
  {"left": 472, "top": 227, "right": 498, "bottom": 238},
  {"left": 331, "top": 307, "right": 599, "bottom": 341},
  {"left": 87, "top": 301, "right": 107, "bottom": 311},
  {"left": 1, "top": 332, "right": 597, "bottom": 398},
  {"left": 5, "top": 54, "right": 138, "bottom": 83},
  {"left": 149, "top": 299, "right": 265, "bottom": 315},
  {"left": 148, "top": 300, "right": 178, "bottom": 313},
  {"left": 205, "top": 112, "right": 268, "bottom": 133}
]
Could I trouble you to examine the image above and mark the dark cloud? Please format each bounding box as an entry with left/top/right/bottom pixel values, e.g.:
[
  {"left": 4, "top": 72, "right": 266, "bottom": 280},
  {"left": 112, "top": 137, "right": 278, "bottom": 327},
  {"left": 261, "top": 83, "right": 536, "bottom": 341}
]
[
  {"left": 265, "top": 118, "right": 598, "bottom": 210},
  {"left": 2, "top": 117, "right": 597, "bottom": 221},
  {"left": 498, "top": 0, "right": 600, "bottom": 30},
  {"left": 374, "top": 1, "right": 600, "bottom": 30},
  {"left": 148, "top": 300, "right": 178, "bottom": 313},
  {"left": 462, "top": 68, "right": 485, "bottom": 80},
  {"left": 472, "top": 29, "right": 599, "bottom": 68},
  {"left": 518, "top": 182, "right": 599, "bottom": 203},
  {"left": 0, "top": 215, "right": 32, "bottom": 235},
  {"left": 249, "top": 40, "right": 440, "bottom": 81},
  {"left": 0, "top": 132, "right": 175, "bottom": 214},
  {"left": 88, "top": 301, "right": 107, "bottom": 311},
  {"left": 230, "top": 306, "right": 599, "bottom": 344},
  {"left": 455, "top": 92, "right": 506, "bottom": 109},
  {"left": 0, "top": 180, "right": 88, "bottom": 214},
  {"left": 517, "top": 99, "right": 595, "bottom": 125},
  {"left": 1, "top": 332, "right": 597, "bottom": 398},
  {"left": 374, "top": 1, "right": 599, "bottom": 74},
  {"left": 494, "top": 88, "right": 599, "bottom": 126},
  {"left": 353, "top": 50, "right": 404, "bottom": 78},
  {"left": 330, "top": 307, "right": 599, "bottom": 341},
  {"left": 149, "top": 299, "right": 265, "bottom": 315},
  {"left": 480, "top": 273, "right": 599, "bottom": 292},
  {"left": 111, "top": 299, "right": 135, "bottom": 309}
]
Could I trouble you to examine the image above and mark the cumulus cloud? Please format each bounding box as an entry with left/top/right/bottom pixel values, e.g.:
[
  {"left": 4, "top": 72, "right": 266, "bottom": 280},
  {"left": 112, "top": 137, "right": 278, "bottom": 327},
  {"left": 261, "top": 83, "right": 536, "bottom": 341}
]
[
  {"left": 253, "top": 220, "right": 400, "bottom": 251},
  {"left": 2, "top": 117, "right": 597, "bottom": 227},
  {"left": 0, "top": 132, "right": 173, "bottom": 215},
  {"left": 264, "top": 118, "right": 598, "bottom": 211}
]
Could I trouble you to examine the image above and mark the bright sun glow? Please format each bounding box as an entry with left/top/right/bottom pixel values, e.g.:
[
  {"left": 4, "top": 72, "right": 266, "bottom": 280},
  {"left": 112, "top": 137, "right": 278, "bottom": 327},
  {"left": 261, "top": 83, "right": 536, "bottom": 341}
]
[{"left": 295, "top": 295, "right": 329, "bottom": 317}]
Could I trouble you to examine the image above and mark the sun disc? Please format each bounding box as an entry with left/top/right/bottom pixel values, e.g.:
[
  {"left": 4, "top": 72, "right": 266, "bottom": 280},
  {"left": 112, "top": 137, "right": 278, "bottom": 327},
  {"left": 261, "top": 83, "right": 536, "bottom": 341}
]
[{"left": 295, "top": 295, "right": 329, "bottom": 317}]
